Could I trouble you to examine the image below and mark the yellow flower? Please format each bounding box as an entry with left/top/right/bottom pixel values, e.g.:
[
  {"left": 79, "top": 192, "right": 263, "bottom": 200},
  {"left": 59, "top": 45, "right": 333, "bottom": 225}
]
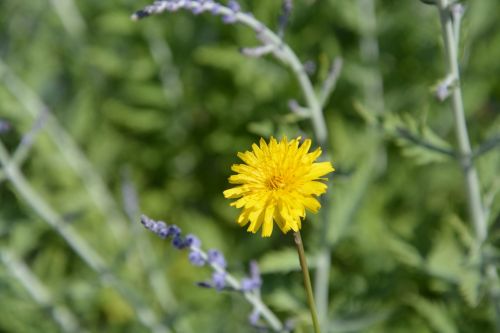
[{"left": 223, "top": 137, "right": 334, "bottom": 237}]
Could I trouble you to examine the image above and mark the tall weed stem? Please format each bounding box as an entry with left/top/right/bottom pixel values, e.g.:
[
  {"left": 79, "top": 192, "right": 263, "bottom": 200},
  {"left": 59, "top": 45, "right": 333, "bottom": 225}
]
[{"left": 435, "top": 0, "right": 500, "bottom": 329}]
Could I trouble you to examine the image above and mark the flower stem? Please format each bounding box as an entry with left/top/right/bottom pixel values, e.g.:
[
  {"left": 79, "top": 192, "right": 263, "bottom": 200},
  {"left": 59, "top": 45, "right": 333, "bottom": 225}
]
[
  {"left": 435, "top": 0, "right": 500, "bottom": 329},
  {"left": 293, "top": 231, "right": 321, "bottom": 333}
]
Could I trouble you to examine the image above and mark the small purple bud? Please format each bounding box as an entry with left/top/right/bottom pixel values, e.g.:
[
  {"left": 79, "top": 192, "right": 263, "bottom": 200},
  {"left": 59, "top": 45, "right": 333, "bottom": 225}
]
[
  {"left": 212, "top": 271, "right": 226, "bottom": 291},
  {"left": 248, "top": 308, "right": 260, "bottom": 326},
  {"left": 153, "top": 221, "right": 167, "bottom": 234},
  {"left": 211, "top": 3, "right": 221, "bottom": 14},
  {"left": 228, "top": 0, "right": 240, "bottom": 12},
  {"left": 172, "top": 235, "right": 185, "bottom": 249},
  {"left": 222, "top": 14, "right": 237, "bottom": 24},
  {"left": 188, "top": 250, "right": 206, "bottom": 266},
  {"left": 436, "top": 84, "right": 449, "bottom": 101},
  {"left": 140, "top": 215, "right": 156, "bottom": 230},
  {"left": 191, "top": 6, "right": 204, "bottom": 15},
  {"left": 167, "top": 225, "right": 181, "bottom": 237},
  {"left": 157, "top": 226, "right": 169, "bottom": 239},
  {"left": 185, "top": 234, "right": 201, "bottom": 248},
  {"left": 240, "top": 277, "right": 256, "bottom": 291},
  {"left": 207, "top": 249, "right": 227, "bottom": 268}
]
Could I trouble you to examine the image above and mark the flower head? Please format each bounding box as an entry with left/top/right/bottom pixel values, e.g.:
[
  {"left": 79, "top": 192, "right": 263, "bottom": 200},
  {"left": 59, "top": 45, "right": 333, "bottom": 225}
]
[{"left": 223, "top": 137, "right": 334, "bottom": 237}]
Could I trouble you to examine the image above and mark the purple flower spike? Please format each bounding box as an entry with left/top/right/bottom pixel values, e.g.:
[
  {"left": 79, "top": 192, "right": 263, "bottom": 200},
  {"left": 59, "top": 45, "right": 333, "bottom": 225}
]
[
  {"left": 208, "top": 249, "right": 227, "bottom": 268},
  {"left": 212, "top": 271, "right": 226, "bottom": 291}
]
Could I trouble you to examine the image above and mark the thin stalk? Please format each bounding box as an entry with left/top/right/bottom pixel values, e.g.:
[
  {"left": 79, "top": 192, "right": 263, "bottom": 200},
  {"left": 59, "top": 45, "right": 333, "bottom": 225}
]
[
  {"left": 436, "top": 0, "right": 486, "bottom": 242},
  {"left": 294, "top": 231, "right": 321, "bottom": 333},
  {"left": 0, "top": 141, "right": 171, "bottom": 333},
  {"left": 1, "top": 250, "right": 85, "bottom": 333},
  {"left": 436, "top": 0, "right": 500, "bottom": 329},
  {"left": 191, "top": 247, "right": 284, "bottom": 331},
  {"left": 0, "top": 59, "right": 176, "bottom": 312}
]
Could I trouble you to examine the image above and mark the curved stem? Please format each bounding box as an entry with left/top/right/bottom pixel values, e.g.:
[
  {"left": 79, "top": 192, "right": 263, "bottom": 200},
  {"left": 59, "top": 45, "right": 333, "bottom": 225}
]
[
  {"left": 294, "top": 231, "right": 321, "bottom": 333},
  {"left": 192, "top": 247, "right": 284, "bottom": 331},
  {"left": 0, "top": 141, "right": 171, "bottom": 333}
]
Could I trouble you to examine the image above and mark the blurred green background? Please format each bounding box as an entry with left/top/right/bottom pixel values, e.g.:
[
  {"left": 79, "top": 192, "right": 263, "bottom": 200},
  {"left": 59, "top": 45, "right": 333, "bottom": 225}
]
[{"left": 1, "top": 0, "right": 500, "bottom": 332}]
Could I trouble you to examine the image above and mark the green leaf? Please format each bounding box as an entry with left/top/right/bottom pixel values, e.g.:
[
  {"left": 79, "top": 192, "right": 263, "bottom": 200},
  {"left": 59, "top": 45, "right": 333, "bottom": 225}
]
[{"left": 408, "top": 296, "right": 457, "bottom": 333}]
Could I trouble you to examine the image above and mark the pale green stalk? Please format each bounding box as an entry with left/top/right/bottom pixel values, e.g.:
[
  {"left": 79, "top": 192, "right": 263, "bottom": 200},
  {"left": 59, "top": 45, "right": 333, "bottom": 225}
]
[
  {"left": 0, "top": 141, "right": 171, "bottom": 333},
  {"left": 294, "top": 231, "right": 321, "bottom": 333},
  {"left": 435, "top": 0, "right": 500, "bottom": 329},
  {"left": 0, "top": 58, "right": 176, "bottom": 312},
  {"left": 0, "top": 250, "right": 84, "bottom": 333},
  {"left": 190, "top": 247, "right": 284, "bottom": 331}
]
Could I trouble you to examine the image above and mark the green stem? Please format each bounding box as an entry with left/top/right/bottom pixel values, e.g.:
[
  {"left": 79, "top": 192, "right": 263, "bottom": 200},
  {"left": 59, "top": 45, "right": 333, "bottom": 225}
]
[
  {"left": 294, "top": 231, "right": 321, "bottom": 333},
  {"left": 0, "top": 141, "right": 171, "bottom": 333},
  {"left": 435, "top": 0, "right": 500, "bottom": 330}
]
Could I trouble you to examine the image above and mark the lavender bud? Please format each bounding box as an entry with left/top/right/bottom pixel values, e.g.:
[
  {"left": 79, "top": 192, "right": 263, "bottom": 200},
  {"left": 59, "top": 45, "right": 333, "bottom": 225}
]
[
  {"left": 172, "top": 235, "right": 186, "bottom": 249},
  {"left": 185, "top": 234, "right": 201, "bottom": 248},
  {"left": 222, "top": 14, "right": 237, "bottom": 24},
  {"left": 140, "top": 215, "right": 156, "bottom": 230},
  {"left": 248, "top": 308, "right": 260, "bottom": 326},
  {"left": 240, "top": 277, "right": 256, "bottom": 291},
  {"left": 153, "top": 221, "right": 167, "bottom": 234},
  {"left": 211, "top": 3, "right": 221, "bottom": 14},
  {"left": 436, "top": 84, "right": 449, "bottom": 101},
  {"left": 167, "top": 225, "right": 181, "bottom": 237},
  {"left": 207, "top": 249, "right": 227, "bottom": 268},
  {"left": 157, "top": 226, "right": 169, "bottom": 239},
  {"left": 212, "top": 271, "right": 226, "bottom": 291},
  {"left": 188, "top": 250, "right": 206, "bottom": 266},
  {"left": 228, "top": 0, "right": 240, "bottom": 12}
]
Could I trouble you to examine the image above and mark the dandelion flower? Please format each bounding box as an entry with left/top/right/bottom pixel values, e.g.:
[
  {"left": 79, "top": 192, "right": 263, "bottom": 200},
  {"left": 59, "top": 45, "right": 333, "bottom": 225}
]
[{"left": 223, "top": 137, "right": 334, "bottom": 237}]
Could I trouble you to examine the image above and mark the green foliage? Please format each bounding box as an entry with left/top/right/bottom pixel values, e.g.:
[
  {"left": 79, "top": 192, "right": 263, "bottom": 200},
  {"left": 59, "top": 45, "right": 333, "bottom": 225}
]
[{"left": 1, "top": 0, "right": 500, "bottom": 332}]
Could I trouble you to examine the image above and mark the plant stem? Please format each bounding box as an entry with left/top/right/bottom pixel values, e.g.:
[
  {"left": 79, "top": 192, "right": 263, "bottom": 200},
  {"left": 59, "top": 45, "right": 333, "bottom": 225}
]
[
  {"left": 191, "top": 247, "right": 284, "bottom": 331},
  {"left": 0, "top": 140, "right": 171, "bottom": 333},
  {"left": 294, "top": 231, "right": 321, "bottom": 333},
  {"left": 436, "top": 0, "right": 486, "bottom": 242},
  {"left": 435, "top": 0, "right": 500, "bottom": 329}
]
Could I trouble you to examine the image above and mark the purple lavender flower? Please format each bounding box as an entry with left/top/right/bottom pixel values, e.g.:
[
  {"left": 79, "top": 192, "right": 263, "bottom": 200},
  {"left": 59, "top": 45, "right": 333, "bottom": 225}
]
[
  {"left": 172, "top": 235, "right": 186, "bottom": 249},
  {"left": 248, "top": 308, "right": 260, "bottom": 326},
  {"left": 240, "top": 261, "right": 262, "bottom": 291},
  {"left": 188, "top": 250, "right": 206, "bottom": 266},
  {"left": 227, "top": 0, "right": 240, "bottom": 12},
  {"left": 185, "top": 234, "right": 201, "bottom": 248},
  {"left": 207, "top": 249, "right": 227, "bottom": 268},
  {"left": 167, "top": 224, "right": 181, "bottom": 237},
  {"left": 211, "top": 3, "right": 221, "bottom": 14},
  {"left": 212, "top": 271, "right": 226, "bottom": 291},
  {"left": 222, "top": 13, "right": 237, "bottom": 24}
]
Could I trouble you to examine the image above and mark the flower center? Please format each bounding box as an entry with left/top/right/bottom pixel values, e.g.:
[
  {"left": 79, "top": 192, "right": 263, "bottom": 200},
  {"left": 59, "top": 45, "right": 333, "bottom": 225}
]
[{"left": 267, "top": 174, "right": 286, "bottom": 190}]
